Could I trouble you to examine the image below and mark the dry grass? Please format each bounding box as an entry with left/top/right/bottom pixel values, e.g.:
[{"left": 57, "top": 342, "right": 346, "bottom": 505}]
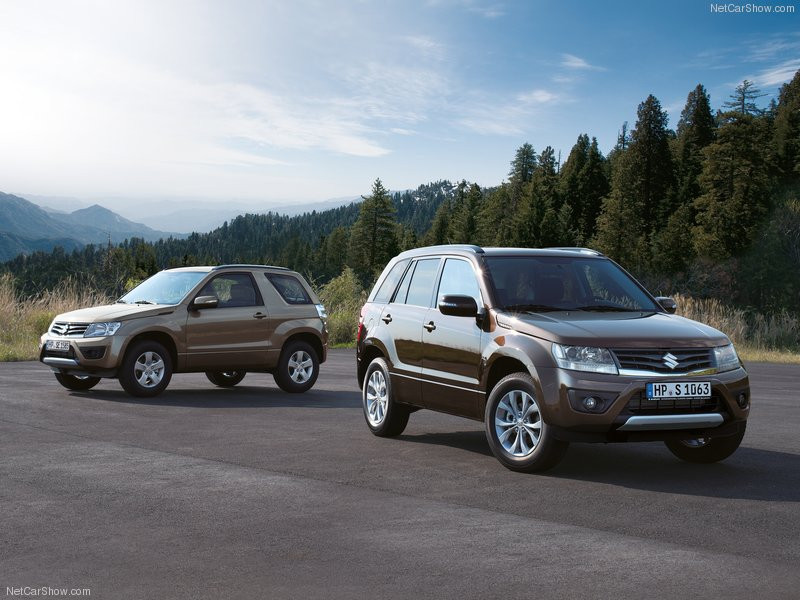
[
  {"left": 674, "top": 294, "right": 800, "bottom": 362},
  {"left": 2, "top": 273, "right": 797, "bottom": 363},
  {"left": 0, "top": 274, "right": 112, "bottom": 361}
]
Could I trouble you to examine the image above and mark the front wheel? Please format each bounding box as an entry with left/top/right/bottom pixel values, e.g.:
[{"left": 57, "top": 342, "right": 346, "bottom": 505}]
[
  {"left": 362, "top": 357, "right": 409, "bottom": 437},
  {"left": 206, "top": 370, "right": 246, "bottom": 387},
  {"left": 55, "top": 372, "right": 101, "bottom": 391},
  {"left": 273, "top": 341, "right": 319, "bottom": 393},
  {"left": 664, "top": 425, "right": 746, "bottom": 463},
  {"left": 118, "top": 340, "right": 173, "bottom": 398},
  {"left": 484, "top": 373, "right": 568, "bottom": 473}
]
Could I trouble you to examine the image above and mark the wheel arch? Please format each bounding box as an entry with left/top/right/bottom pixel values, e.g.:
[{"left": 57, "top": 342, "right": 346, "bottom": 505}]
[
  {"left": 122, "top": 331, "right": 178, "bottom": 370},
  {"left": 283, "top": 332, "right": 325, "bottom": 364},
  {"left": 357, "top": 341, "right": 387, "bottom": 388}
]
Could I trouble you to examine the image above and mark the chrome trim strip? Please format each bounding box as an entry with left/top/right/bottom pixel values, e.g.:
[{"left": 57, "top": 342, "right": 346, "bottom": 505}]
[
  {"left": 391, "top": 372, "right": 483, "bottom": 394},
  {"left": 42, "top": 357, "right": 80, "bottom": 368},
  {"left": 618, "top": 413, "right": 724, "bottom": 431},
  {"left": 618, "top": 368, "right": 718, "bottom": 378}
]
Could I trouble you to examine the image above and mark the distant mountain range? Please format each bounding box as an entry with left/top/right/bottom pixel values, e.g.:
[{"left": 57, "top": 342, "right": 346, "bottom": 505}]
[
  {"left": 0, "top": 192, "right": 180, "bottom": 261},
  {"left": 26, "top": 194, "right": 364, "bottom": 234}
]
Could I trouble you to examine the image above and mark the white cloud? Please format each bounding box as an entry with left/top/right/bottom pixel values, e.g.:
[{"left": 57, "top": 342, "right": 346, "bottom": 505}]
[
  {"left": 456, "top": 88, "right": 560, "bottom": 136},
  {"left": 561, "top": 53, "right": 606, "bottom": 71},
  {"left": 753, "top": 59, "right": 800, "bottom": 87}
]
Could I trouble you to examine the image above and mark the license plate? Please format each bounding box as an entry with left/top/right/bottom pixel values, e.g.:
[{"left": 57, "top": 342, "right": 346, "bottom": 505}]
[
  {"left": 46, "top": 340, "right": 70, "bottom": 352},
  {"left": 646, "top": 381, "right": 711, "bottom": 400}
]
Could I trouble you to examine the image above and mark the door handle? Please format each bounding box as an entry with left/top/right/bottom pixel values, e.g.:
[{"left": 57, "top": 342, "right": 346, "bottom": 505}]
[
  {"left": 253, "top": 312, "right": 267, "bottom": 319},
  {"left": 424, "top": 321, "right": 436, "bottom": 332},
  {"left": 382, "top": 314, "right": 393, "bottom": 324}
]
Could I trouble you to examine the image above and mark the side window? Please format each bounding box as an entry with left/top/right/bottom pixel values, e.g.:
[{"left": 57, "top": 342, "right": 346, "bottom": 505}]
[
  {"left": 404, "top": 258, "right": 441, "bottom": 307},
  {"left": 266, "top": 273, "right": 313, "bottom": 305},
  {"left": 199, "top": 273, "right": 261, "bottom": 308},
  {"left": 372, "top": 259, "right": 409, "bottom": 304},
  {"left": 437, "top": 259, "right": 482, "bottom": 307},
  {"left": 392, "top": 261, "right": 415, "bottom": 304}
]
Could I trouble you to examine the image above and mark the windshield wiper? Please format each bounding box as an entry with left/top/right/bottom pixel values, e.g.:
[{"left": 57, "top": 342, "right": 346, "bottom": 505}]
[
  {"left": 131, "top": 300, "right": 155, "bottom": 305},
  {"left": 115, "top": 299, "right": 127, "bottom": 304},
  {"left": 572, "top": 304, "right": 643, "bottom": 312},
  {"left": 502, "top": 303, "right": 563, "bottom": 313}
]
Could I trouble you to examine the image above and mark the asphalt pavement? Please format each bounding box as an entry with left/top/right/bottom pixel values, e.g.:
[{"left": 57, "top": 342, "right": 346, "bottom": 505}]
[{"left": 1, "top": 350, "right": 798, "bottom": 599}]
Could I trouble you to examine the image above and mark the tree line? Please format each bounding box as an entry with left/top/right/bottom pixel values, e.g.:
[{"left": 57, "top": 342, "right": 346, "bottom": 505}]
[{"left": 4, "top": 73, "right": 800, "bottom": 313}]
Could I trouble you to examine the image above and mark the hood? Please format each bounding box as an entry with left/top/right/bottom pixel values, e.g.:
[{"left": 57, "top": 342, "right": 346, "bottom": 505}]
[
  {"left": 497, "top": 311, "right": 729, "bottom": 348},
  {"left": 54, "top": 303, "right": 177, "bottom": 323}
]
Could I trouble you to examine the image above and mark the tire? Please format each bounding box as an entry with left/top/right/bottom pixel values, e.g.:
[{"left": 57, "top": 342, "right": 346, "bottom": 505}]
[
  {"left": 484, "top": 373, "right": 568, "bottom": 473},
  {"left": 273, "top": 341, "right": 319, "bottom": 393},
  {"left": 118, "top": 340, "right": 173, "bottom": 398},
  {"left": 54, "top": 372, "right": 101, "bottom": 391},
  {"left": 206, "top": 370, "right": 247, "bottom": 387},
  {"left": 362, "top": 357, "right": 410, "bottom": 437},
  {"left": 664, "top": 424, "right": 746, "bottom": 464}
]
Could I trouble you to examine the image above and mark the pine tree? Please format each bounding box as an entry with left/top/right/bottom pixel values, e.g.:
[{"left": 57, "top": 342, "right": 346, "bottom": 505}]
[
  {"left": 626, "top": 94, "right": 675, "bottom": 230},
  {"left": 508, "top": 143, "right": 536, "bottom": 213},
  {"left": 347, "top": 178, "right": 399, "bottom": 280},
  {"left": 517, "top": 146, "right": 560, "bottom": 247},
  {"left": 424, "top": 196, "right": 452, "bottom": 245},
  {"left": 693, "top": 112, "right": 774, "bottom": 258},
  {"left": 773, "top": 70, "right": 800, "bottom": 183},
  {"left": 675, "top": 84, "right": 716, "bottom": 207},
  {"left": 450, "top": 182, "right": 481, "bottom": 243},
  {"left": 723, "top": 79, "right": 767, "bottom": 116}
]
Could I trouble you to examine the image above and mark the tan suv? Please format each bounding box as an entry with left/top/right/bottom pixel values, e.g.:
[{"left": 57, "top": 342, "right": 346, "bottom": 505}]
[{"left": 40, "top": 265, "right": 328, "bottom": 397}]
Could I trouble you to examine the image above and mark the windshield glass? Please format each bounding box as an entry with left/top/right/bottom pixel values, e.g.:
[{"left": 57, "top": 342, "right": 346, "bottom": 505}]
[
  {"left": 484, "top": 256, "right": 659, "bottom": 312},
  {"left": 119, "top": 271, "right": 208, "bottom": 305}
]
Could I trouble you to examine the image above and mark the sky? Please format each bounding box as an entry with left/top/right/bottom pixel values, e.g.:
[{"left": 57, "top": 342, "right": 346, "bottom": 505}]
[{"left": 1, "top": 0, "right": 798, "bottom": 210}]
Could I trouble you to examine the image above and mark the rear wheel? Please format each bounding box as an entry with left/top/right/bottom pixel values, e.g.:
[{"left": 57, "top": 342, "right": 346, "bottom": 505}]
[
  {"left": 118, "top": 340, "right": 172, "bottom": 398},
  {"left": 273, "top": 341, "right": 319, "bottom": 393},
  {"left": 664, "top": 425, "right": 746, "bottom": 463},
  {"left": 206, "top": 370, "right": 246, "bottom": 387},
  {"left": 484, "top": 373, "right": 568, "bottom": 473},
  {"left": 54, "top": 372, "right": 101, "bottom": 391},
  {"left": 362, "top": 357, "right": 410, "bottom": 437}
]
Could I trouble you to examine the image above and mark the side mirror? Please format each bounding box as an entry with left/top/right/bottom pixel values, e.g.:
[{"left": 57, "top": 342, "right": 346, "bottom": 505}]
[
  {"left": 438, "top": 294, "right": 478, "bottom": 317},
  {"left": 191, "top": 295, "right": 219, "bottom": 310},
  {"left": 655, "top": 296, "right": 677, "bottom": 314}
]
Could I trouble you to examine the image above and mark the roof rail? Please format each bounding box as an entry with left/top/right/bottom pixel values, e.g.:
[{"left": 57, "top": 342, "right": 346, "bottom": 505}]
[
  {"left": 406, "top": 244, "right": 485, "bottom": 254},
  {"left": 545, "top": 247, "right": 604, "bottom": 256},
  {"left": 212, "top": 264, "right": 292, "bottom": 271}
]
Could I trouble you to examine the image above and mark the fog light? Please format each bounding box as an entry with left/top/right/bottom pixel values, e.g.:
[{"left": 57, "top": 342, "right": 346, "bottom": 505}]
[
  {"left": 737, "top": 392, "right": 748, "bottom": 408},
  {"left": 583, "top": 396, "right": 598, "bottom": 410}
]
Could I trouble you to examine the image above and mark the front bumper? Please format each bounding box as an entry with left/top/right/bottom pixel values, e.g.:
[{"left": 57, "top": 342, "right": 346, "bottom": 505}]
[
  {"left": 535, "top": 365, "right": 750, "bottom": 442},
  {"left": 39, "top": 334, "right": 126, "bottom": 377}
]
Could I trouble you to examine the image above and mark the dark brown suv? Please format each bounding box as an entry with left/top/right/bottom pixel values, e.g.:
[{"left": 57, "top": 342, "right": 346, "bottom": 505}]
[{"left": 356, "top": 245, "right": 750, "bottom": 472}]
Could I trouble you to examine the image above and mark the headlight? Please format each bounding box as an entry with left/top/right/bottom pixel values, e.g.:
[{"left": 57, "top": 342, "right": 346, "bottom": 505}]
[
  {"left": 84, "top": 322, "right": 122, "bottom": 337},
  {"left": 552, "top": 343, "right": 618, "bottom": 375},
  {"left": 713, "top": 343, "right": 740, "bottom": 372}
]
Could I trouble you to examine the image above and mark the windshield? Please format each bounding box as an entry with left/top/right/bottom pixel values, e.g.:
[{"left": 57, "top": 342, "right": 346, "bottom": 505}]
[
  {"left": 484, "top": 256, "right": 659, "bottom": 313},
  {"left": 119, "top": 271, "right": 208, "bottom": 305}
]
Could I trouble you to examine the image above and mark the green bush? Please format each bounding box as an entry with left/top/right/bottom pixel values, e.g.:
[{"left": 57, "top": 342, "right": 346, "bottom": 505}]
[{"left": 319, "top": 267, "right": 367, "bottom": 345}]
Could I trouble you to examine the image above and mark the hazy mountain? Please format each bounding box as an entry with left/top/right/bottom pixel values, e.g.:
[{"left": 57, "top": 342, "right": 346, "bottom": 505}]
[{"left": 0, "top": 192, "right": 180, "bottom": 261}]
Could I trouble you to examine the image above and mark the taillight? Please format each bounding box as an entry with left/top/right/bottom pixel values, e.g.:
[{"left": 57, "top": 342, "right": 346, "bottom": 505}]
[{"left": 356, "top": 306, "right": 365, "bottom": 343}]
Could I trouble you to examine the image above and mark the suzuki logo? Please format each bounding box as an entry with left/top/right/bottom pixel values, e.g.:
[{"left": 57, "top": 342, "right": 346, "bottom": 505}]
[{"left": 662, "top": 352, "right": 679, "bottom": 370}]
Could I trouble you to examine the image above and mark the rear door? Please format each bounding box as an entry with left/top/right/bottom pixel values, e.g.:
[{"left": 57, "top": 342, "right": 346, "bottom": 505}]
[
  {"left": 380, "top": 257, "right": 441, "bottom": 406},
  {"left": 421, "top": 257, "right": 484, "bottom": 417},
  {"left": 185, "top": 272, "right": 270, "bottom": 369}
]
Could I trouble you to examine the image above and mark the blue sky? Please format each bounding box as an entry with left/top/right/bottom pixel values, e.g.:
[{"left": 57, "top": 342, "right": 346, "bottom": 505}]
[{"left": 0, "top": 0, "right": 798, "bottom": 207}]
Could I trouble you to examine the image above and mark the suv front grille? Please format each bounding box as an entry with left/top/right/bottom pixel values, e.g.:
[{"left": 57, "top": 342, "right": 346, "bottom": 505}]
[
  {"left": 627, "top": 392, "right": 720, "bottom": 415},
  {"left": 50, "top": 322, "right": 90, "bottom": 337},
  {"left": 612, "top": 348, "right": 714, "bottom": 374}
]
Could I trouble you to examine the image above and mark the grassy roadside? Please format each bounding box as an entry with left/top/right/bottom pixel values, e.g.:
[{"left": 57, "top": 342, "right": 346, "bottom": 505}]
[{"left": 1, "top": 273, "right": 797, "bottom": 363}]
